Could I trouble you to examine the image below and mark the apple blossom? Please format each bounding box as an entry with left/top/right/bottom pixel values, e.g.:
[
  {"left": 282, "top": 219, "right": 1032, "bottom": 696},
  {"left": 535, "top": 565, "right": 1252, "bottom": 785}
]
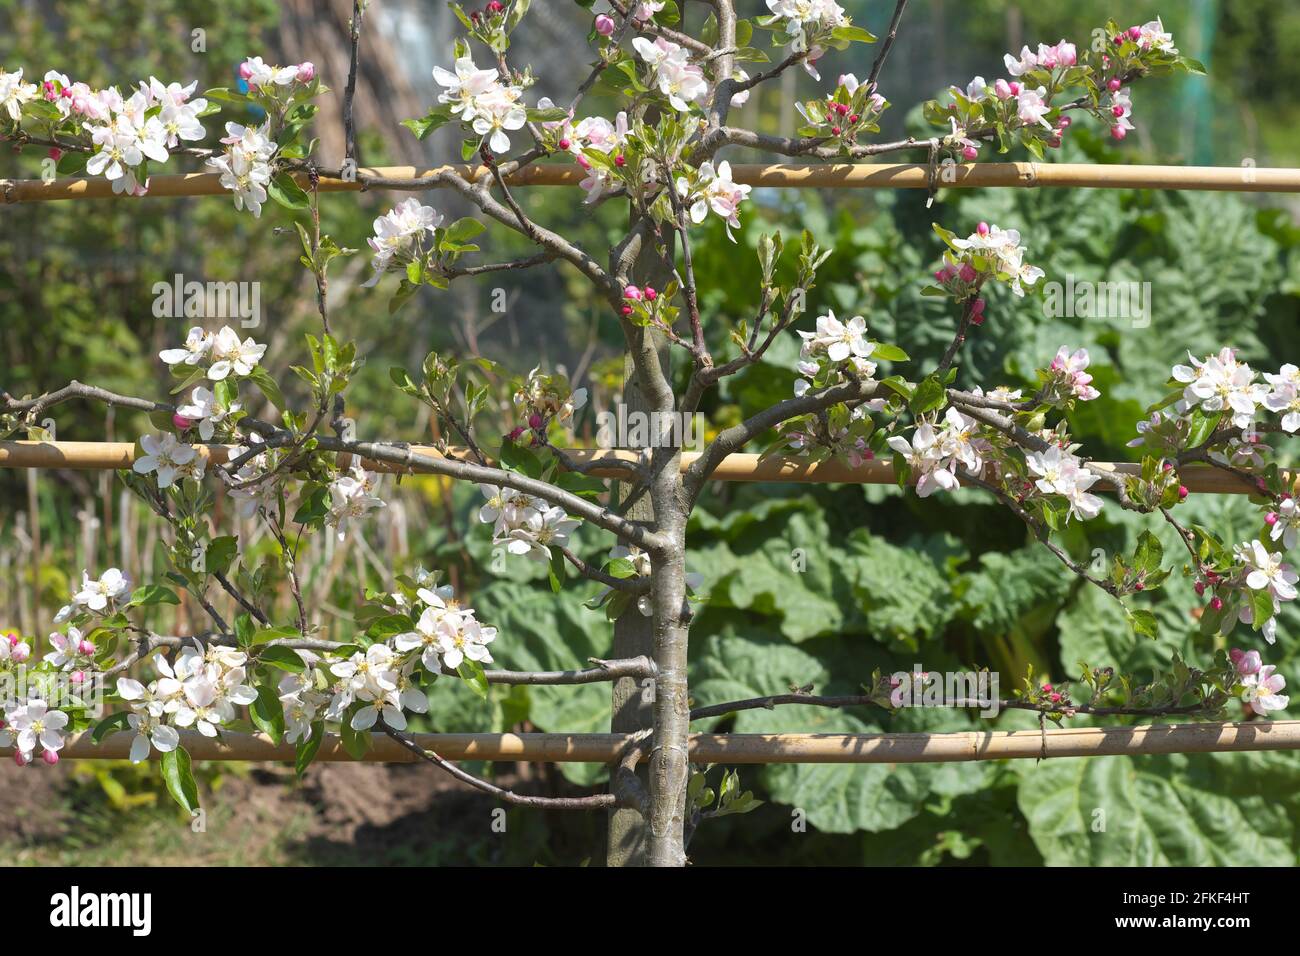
[
  {"left": 363, "top": 198, "right": 444, "bottom": 285},
  {"left": 0, "top": 68, "right": 37, "bottom": 120},
  {"left": 325, "top": 468, "right": 386, "bottom": 541},
  {"left": 132, "top": 433, "right": 202, "bottom": 489},
  {"left": 1243, "top": 539, "right": 1298, "bottom": 603},
  {"left": 175, "top": 385, "right": 241, "bottom": 440},
  {"left": 676, "top": 160, "right": 751, "bottom": 241},
  {"left": 1241, "top": 664, "right": 1289, "bottom": 716}
]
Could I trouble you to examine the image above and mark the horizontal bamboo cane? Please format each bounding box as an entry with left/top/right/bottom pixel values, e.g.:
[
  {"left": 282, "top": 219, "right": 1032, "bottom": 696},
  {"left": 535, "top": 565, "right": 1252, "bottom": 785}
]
[
  {"left": 0, "top": 440, "right": 1281, "bottom": 495},
  {"left": 9, "top": 720, "right": 1298, "bottom": 764},
  {"left": 3, "top": 162, "right": 1298, "bottom": 204}
]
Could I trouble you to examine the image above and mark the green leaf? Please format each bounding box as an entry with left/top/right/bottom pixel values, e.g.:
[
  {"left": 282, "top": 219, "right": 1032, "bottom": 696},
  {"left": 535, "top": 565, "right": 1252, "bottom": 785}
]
[
  {"left": 249, "top": 625, "right": 300, "bottom": 646},
  {"left": 1125, "top": 606, "right": 1159, "bottom": 640},
  {"left": 246, "top": 366, "right": 285, "bottom": 411},
  {"left": 830, "top": 25, "right": 875, "bottom": 43},
  {"left": 909, "top": 375, "right": 947, "bottom": 416},
  {"left": 129, "top": 584, "right": 180, "bottom": 607},
  {"left": 1185, "top": 408, "right": 1222, "bottom": 450},
  {"left": 250, "top": 681, "right": 286, "bottom": 744},
  {"left": 295, "top": 723, "right": 325, "bottom": 778},
  {"left": 91, "top": 711, "right": 132, "bottom": 744},
  {"left": 442, "top": 217, "right": 486, "bottom": 245},
  {"left": 457, "top": 659, "right": 490, "bottom": 699},
  {"left": 203, "top": 535, "right": 239, "bottom": 576},
  {"left": 257, "top": 645, "right": 307, "bottom": 672},
  {"left": 1132, "top": 530, "right": 1164, "bottom": 575},
  {"left": 268, "top": 172, "right": 312, "bottom": 211},
  {"left": 160, "top": 746, "right": 201, "bottom": 815},
  {"left": 340, "top": 709, "right": 371, "bottom": 759},
  {"left": 869, "top": 343, "right": 910, "bottom": 362},
  {"left": 1016, "top": 753, "right": 1293, "bottom": 865}
]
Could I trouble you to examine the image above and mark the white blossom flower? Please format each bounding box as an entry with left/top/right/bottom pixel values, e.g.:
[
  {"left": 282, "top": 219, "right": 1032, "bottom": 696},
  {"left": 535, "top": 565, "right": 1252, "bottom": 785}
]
[
  {"left": 1241, "top": 665, "right": 1288, "bottom": 716},
  {"left": 1172, "top": 348, "right": 1264, "bottom": 429},
  {"left": 504, "top": 505, "right": 580, "bottom": 562},
  {"left": 325, "top": 469, "right": 386, "bottom": 541},
  {"left": 0, "top": 68, "right": 37, "bottom": 121},
  {"left": 1244, "top": 539, "right": 1298, "bottom": 602},
  {"left": 73, "top": 567, "right": 132, "bottom": 612},
  {"left": 206, "top": 326, "right": 267, "bottom": 380},
  {"left": 887, "top": 424, "right": 959, "bottom": 498},
  {"left": 132, "top": 433, "right": 200, "bottom": 489},
  {"left": 436, "top": 616, "right": 496, "bottom": 670},
  {"left": 363, "top": 198, "right": 444, "bottom": 286},
  {"left": 5, "top": 699, "right": 68, "bottom": 762},
  {"left": 176, "top": 386, "right": 240, "bottom": 441},
  {"left": 160, "top": 326, "right": 213, "bottom": 367},
  {"left": 125, "top": 712, "right": 180, "bottom": 763},
  {"left": 798, "top": 310, "right": 874, "bottom": 364}
]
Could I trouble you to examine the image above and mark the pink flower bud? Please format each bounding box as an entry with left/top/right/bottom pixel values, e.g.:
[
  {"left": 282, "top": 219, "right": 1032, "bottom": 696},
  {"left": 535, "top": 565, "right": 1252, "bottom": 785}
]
[
  {"left": 10, "top": 644, "right": 28, "bottom": 663},
  {"left": 173, "top": 413, "right": 194, "bottom": 430},
  {"left": 624, "top": 285, "right": 642, "bottom": 300},
  {"left": 1111, "top": 105, "right": 1125, "bottom": 118},
  {"left": 528, "top": 413, "right": 543, "bottom": 430},
  {"left": 958, "top": 263, "right": 977, "bottom": 283},
  {"left": 508, "top": 425, "right": 526, "bottom": 441},
  {"left": 78, "top": 639, "right": 95, "bottom": 655},
  {"left": 576, "top": 154, "right": 591, "bottom": 170},
  {"left": 849, "top": 114, "right": 860, "bottom": 124},
  {"left": 644, "top": 287, "right": 657, "bottom": 301},
  {"left": 971, "top": 313, "right": 985, "bottom": 326},
  {"left": 614, "top": 154, "right": 626, "bottom": 167},
  {"left": 594, "top": 13, "right": 616, "bottom": 36},
  {"left": 238, "top": 60, "right": 254, "bottom": 80},
  {"left": 1210, "top": 596, "right": 1224, "bottom": 611},
  {"left": 70, "top": 670, "right": 85, "bottom": 684},
  {"left": 1194, "top": 581, "right": 1206, "bottom": 596},
  {"left": 977, "top": 221, "right": 990, "bottom": 236},
  {"left": 1042, "top": 683, "right": 1053, "bottom": 693},
  {"left": 962, "top": 145, "right": 978, "bottom": 160},
  {"left": 1128, "top": 26, "right": 1142, "bottom": 40},
  {"left": 1230, "top": 647, "right": 1245, "bottom": 664},
  {"left": 1049, "top": 692, "right": 1062, "bottom": 703},
  {"left": 1007, "top": 82, "right": 1021, "bottom": 96},
  {"left": 1111, "top": 126, "right": 1127, "bottom": 141},
  {"left": 1107, "top": 78, "right": 1122, "bottom": 92},
  {"left": 1178, "top": 485, "right": 1188, "bottom": 499},
  {"left": 558, "top": 138, "right": 571, "bottom": 150},
  {"left": 1047, "top": 136, "right": 1061, "bottom": 149},
  {"left": 296, "top": 62, "right": 316, "bottom": 83},
  {"left": 831, "top": 126, "right": 842, "bottom": 136},
  {"left": 42, "top": 749, "right": 59, "bottom": 766},
  {"left": 993, "top": 79, "right": 1013, "bottom": 100},
  {"left": 621, "top": 305, "right": 633, "bottom": 316},
  {"left": 14, "top": 751, "right": 30, "bottom": 767},
  {"left": 48, "top": 147, "right": 62, "bottom": 161},
  {"left": 1058, "top": 117, "right": 1072, "bottom": 129},
  {"left": 970, "top": 298, "right": 986, "bottom": 315},
  {"left": 486, "top": 0, "right": 504, "bottom": 12},
  {"left": 1112, "top": 34, "right": 1124, "bottom": 46}
]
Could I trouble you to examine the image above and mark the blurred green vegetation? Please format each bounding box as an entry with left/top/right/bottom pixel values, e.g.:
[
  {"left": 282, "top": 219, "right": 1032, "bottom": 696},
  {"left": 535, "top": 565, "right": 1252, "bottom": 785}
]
[{"left": 2, "top": 0, "right": 1300, "bottom": 866}]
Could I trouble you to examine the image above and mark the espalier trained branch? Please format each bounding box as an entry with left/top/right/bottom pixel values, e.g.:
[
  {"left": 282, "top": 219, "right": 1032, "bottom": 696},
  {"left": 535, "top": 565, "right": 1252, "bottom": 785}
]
[{"left": 0, "top": 1, "right": 1290, "bottom": 867}]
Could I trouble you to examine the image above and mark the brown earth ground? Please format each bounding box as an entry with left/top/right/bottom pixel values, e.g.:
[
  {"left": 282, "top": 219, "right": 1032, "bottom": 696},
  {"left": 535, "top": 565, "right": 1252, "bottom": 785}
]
[{"left": 0, "top": 757, "right": 606, "bottom": 866}]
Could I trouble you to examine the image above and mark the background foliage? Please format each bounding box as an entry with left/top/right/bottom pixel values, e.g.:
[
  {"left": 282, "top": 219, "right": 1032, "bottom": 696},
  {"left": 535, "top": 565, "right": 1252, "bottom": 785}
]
[{"left": 2, "top": 0, "right": 1299, "bottom": 865}]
